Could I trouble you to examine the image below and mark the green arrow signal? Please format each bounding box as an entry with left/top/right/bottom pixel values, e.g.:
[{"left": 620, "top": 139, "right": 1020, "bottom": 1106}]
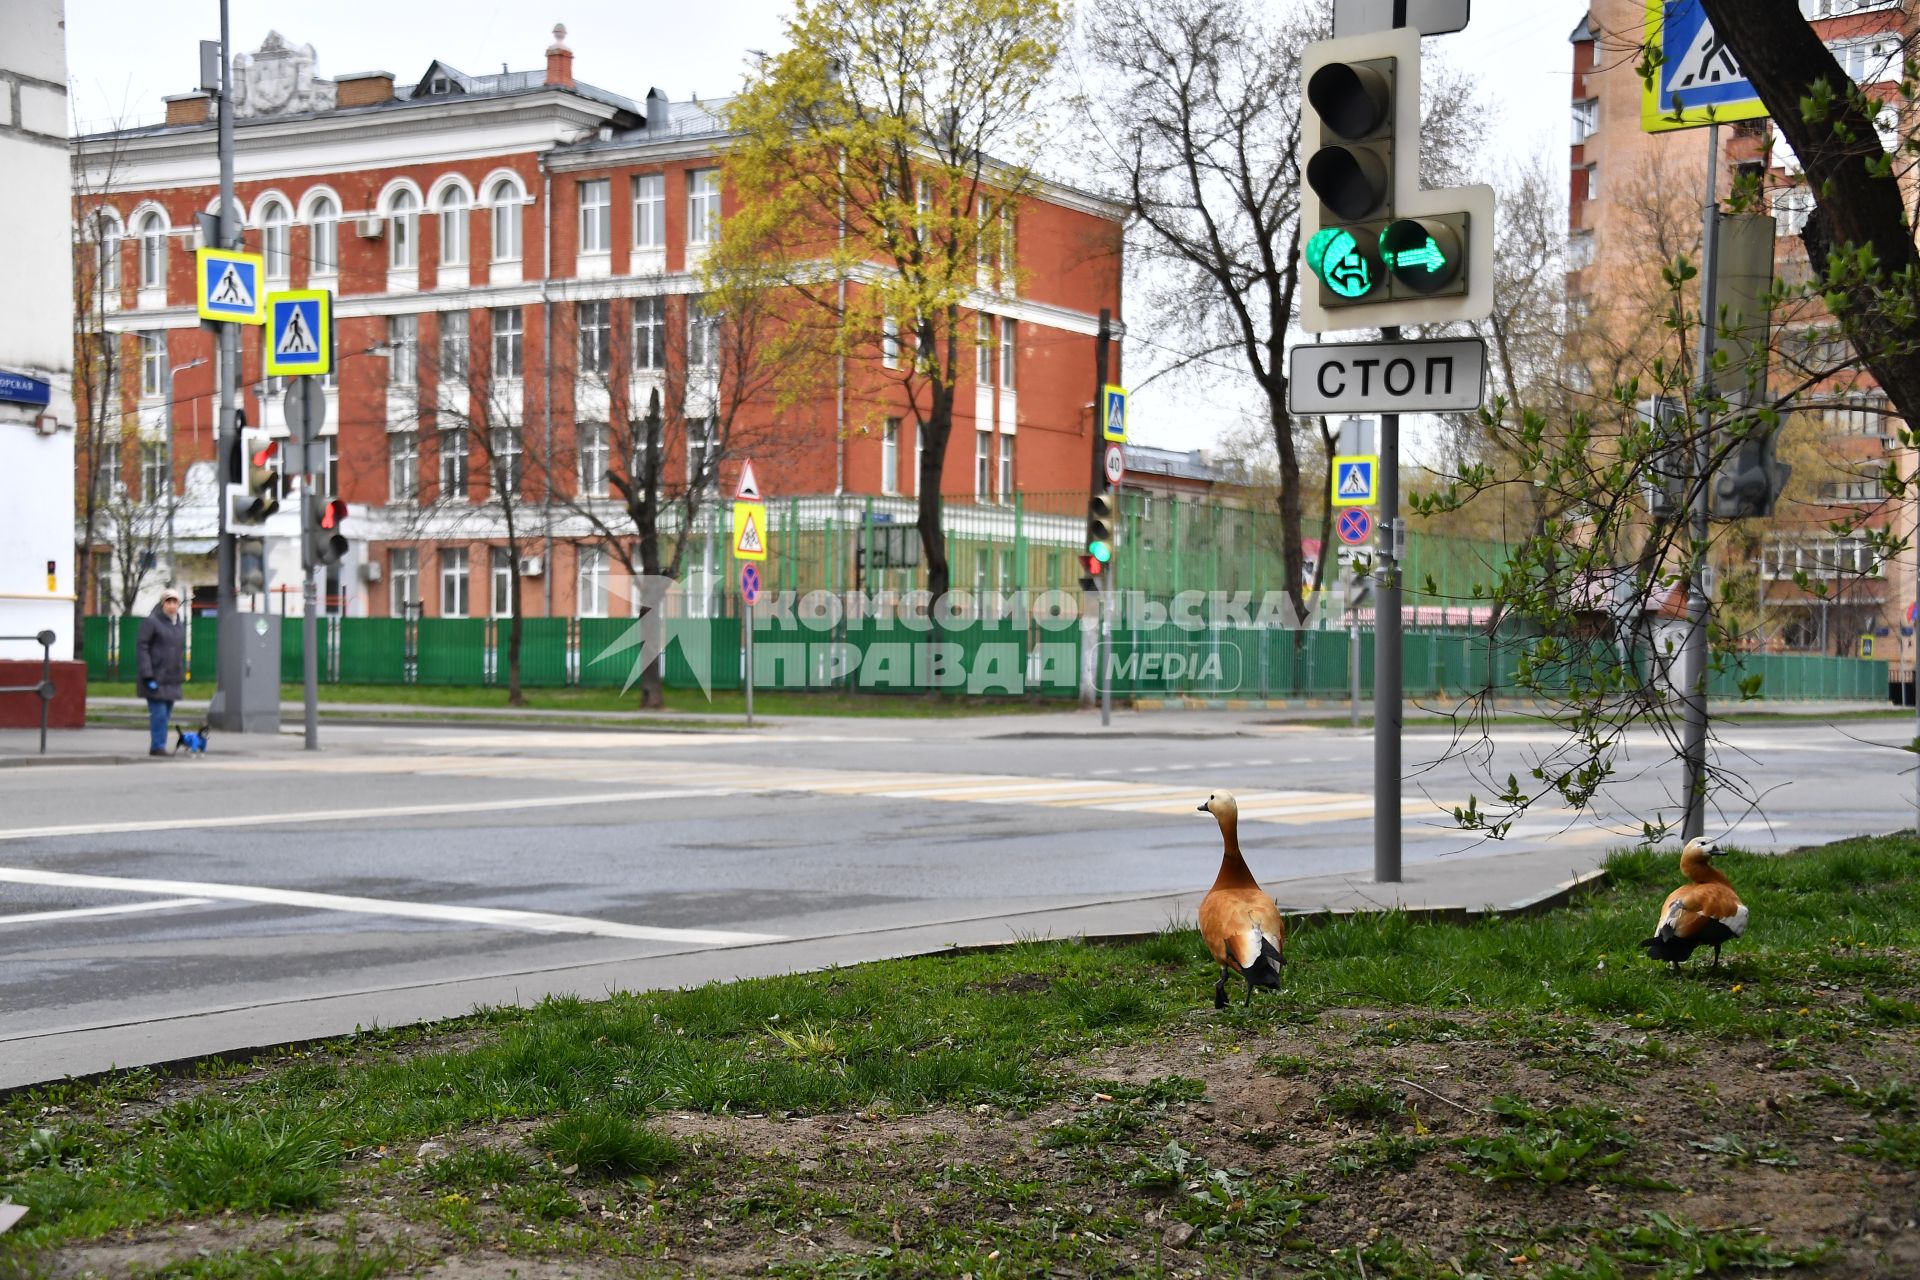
[
  {"left": 1384, "top": 235, "right": 1447, "bottom": 274},
  {"left": 1307, "top": 227, "right": 1376, "bottom": 300}
]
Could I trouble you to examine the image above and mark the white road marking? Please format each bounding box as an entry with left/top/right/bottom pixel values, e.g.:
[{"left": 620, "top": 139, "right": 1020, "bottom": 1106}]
[
  {"left": 0, "top": 897, "right": 212, "bottom": 927},
  {"left": 0, "top": 788, "right": 728, "bottom": 843},
  {"left": 0, "top": 868, "right": 781, "bottom": 946}
]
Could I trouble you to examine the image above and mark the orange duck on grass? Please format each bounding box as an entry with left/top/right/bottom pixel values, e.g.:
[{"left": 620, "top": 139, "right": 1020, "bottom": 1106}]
[
  {"left": 1640, "top": 837, "right": 1749, "bottom": 970},
  {"left": 1196, "top": 792, "right": 1286, "bottom": 1009}
]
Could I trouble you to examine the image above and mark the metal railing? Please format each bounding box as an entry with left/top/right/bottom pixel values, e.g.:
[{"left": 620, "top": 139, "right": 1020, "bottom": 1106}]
[{"left": 0, "top": 630, "right": 57, "bottom": 755}]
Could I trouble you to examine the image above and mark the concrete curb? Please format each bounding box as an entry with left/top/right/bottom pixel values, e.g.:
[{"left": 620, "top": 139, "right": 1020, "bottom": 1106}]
[{"left": 0, "top": 867, "right": 1615, "bottom": 1100}]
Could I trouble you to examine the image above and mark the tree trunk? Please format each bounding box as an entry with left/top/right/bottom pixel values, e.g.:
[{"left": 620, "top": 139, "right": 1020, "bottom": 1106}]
[
  {"left": 917, "top": 394, "right": 954, "bottom": 607},
  {"left": 1697, "top": 0, "right": 1920, "bottom": 429},
  {"left": 635, "top": 489, "right": 667, "bottom": 710},
  {"left": 1268, "top": 389, "right": 1307, "bottom": 623}
]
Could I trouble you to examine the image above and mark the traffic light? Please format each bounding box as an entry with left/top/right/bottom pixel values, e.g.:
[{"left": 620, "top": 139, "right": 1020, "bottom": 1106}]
[
  {"left": 1086, "top": 492, "right": 1116, "bottom": 567},
  {"left": 1299, "top": 28, "right": 1494, "bottom": 333},
  {"left": 305, "top": 495, "right": 348, "bottom": 567},
  {"left": 236, "top": 535, "right": 268, "bottom": 594},
  {"left": 1709, "top": 428, "right": 1793, "bottom": 520},
  {"left": 229, "top": 425, "right": 280, "bottom": 525},
  {"left": 1078, "top": 552, "right": 1103, "bottom": 591}
]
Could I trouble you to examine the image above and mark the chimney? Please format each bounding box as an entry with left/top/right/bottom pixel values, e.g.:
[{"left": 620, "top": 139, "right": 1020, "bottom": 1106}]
[
  {"left": 163, "top": 92, "right": 211, "bottom": 125},
  {"left": 335, "top": 71, "right": 395, "bottom": 108},
  {"left": 545, "top": 24, "right": 574, "bottom": 88},
  {"left": 646, "top": 87, "right": 670, "bottom": 132}
]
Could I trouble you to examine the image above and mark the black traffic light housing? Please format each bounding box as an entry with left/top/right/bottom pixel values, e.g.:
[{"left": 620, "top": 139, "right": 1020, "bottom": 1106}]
[
  {"left": 229, "top": 427, "right": 280, "bottom": 525},
  {"left": 1087, "top": 492, "right": 1116, "bottom": 566},
  {"left": 306, "top": 496, "right": 349, "bottom": 567},
  {"left": 1710, "top": 428, "right": 1793, "bottom": 521},
  {"left": 236, "top": 536, "right": 267, "bottom": 594}
]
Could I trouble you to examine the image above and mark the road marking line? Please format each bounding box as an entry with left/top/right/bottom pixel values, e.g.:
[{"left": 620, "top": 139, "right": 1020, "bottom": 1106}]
[
  {"left": 0, "top": 868, "right": 781, "bottom": 946},
  {"left": 0, "top": 897, "right": 213, "bottom": 927},
  {"left": 0, "top": 788, "right": 729, "bottom": 842}
]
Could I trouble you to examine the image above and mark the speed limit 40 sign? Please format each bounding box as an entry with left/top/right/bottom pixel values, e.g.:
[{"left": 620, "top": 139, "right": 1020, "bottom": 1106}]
[{"left": 1103, "top": 443, "right": 1125, "bottom": 486}]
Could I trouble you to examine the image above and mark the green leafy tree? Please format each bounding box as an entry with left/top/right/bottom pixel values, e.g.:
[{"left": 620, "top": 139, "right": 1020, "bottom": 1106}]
[{"left": 717, "top": 0, "right": 1074, "bottom": 605}]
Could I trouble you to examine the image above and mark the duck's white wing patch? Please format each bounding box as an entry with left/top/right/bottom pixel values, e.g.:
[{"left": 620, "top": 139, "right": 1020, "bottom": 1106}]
[
  {"left": 1725, "top": 903, "right": 1749, "bottom": 936},
  {"left": 1659, "top": 897, "right": 1688, "bottom": 933}
]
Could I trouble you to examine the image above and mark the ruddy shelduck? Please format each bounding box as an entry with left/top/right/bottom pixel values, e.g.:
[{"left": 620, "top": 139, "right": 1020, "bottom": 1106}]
[
  {"left": 1640, "top": 837, "right": 1748, "bottom": 970},
  {"left": 1196, "top": 792, "right": 1285, "bottom": 1008}
]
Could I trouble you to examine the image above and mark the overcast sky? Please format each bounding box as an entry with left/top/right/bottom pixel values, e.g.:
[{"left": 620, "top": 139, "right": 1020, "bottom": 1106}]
[{"left": 65, "top": 0, "right": 1584, "bottom": 455}]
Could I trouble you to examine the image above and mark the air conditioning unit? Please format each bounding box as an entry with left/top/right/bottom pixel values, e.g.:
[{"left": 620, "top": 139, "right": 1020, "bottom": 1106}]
[
  {"left": 355, "top": 216, "right": 385, "bottom": 239},
  {"left": 519, "top": 555, "right": 544, "bottom": 577},
  {"left": 360, "top": 560, "right": 383, "bottom": 582}
]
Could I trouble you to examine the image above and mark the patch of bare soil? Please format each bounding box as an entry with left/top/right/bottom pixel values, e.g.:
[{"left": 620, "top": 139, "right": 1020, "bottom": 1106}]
[{"left": 31, "top": 1010, "right": 1920, "bottom": 1277}]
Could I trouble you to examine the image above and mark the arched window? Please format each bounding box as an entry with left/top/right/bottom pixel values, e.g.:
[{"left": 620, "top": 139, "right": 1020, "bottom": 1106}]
[
  {"left": 439, "top": 186, "right": 470, "bottom": 265},
  {"left": 489, "top": 179, "right": 522, "bottom": 262},
  {"left": 260, "top": 199, "right": 290, "bottom": 278},
  {"left": 309, "top": 196, "right": 338, "bottom": 275},
  {"left": 389, "top": 189, "right": 418, "bottom": 269},
  {"left": 90, "top": 212, "right": 122, "bottom": 295},
  {"left": 138, "top": 212, "right": 166, "bottom": 289}
]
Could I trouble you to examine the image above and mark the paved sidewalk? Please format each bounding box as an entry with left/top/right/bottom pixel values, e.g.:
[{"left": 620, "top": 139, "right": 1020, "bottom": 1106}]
[{"left": 0, "top": 842, "right": 1614, "bottom": 1091}]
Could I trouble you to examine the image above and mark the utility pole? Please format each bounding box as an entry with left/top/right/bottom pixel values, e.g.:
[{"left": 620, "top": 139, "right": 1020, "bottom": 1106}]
[
  {"left": 209, "top": 2, "right": 242, "bottom": 731},
  {"left": 1679, "top": 123, "right": 1722, "bottom": 844},
  {"left": 1374, "top": 330, "right": 1402, "bottom": 883}
]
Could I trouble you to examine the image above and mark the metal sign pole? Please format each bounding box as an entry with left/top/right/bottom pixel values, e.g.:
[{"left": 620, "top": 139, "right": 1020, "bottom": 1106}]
[
  {"left": 745, "top": 599, "right": 755, "bottom": 727},
  {"left": 1375, "top": 328, "right": 1403, "bottom": 884},
  {"left": 302, "top": 469, "right": 319, "bottom": 751},
  {"left": 1680, "top": 123, "right": 1721, "bottom": 843}
]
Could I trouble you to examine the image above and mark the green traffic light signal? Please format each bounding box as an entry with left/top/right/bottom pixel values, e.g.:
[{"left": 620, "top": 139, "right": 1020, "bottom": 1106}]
[
  {"left": 1307, "top": 226, "right": 1381, "bottom": 301},
  {"left": 1089, "top": 539, "right": 1112, "bottom": 564},
  {"left": 1379, "top": 217, "right": 1464, "bottom": 295}
]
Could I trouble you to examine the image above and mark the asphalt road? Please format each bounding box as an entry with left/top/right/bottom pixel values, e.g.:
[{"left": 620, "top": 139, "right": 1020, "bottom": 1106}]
[{"left": 0, "top": 708, "right": 1911, "bottom": 1085}]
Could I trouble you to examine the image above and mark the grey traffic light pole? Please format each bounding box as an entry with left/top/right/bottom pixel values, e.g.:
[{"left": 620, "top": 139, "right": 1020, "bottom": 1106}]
[
  {"left": 1375, "top": 329, "right": 1402, "bottom": 883},
  {"left": 209, "top": 0, "right": 244, "bottom": 732},
  {"left": 1679, "top": 123, "right": 1722, "bottom": 844}
]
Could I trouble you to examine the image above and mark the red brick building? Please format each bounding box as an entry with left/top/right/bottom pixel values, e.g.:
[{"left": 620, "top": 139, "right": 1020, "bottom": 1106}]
[{"left": 72, "top": 28, "right": 1126, "bottom": 619}]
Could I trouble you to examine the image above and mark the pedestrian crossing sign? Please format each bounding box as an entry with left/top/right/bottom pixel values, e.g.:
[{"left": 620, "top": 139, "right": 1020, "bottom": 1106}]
[
  {"left": 732, "top": 500, "right": 769, "bottom": 562},
  {"left": 1102, "top": 384, "right": 1128, "bottom": 442},
  {"left": 1331, "top": 455, "right": 1377, "bottom": 507},
  {"left": 1641, "top": 0, "right": 1767, "bottom": 133},
  {"left": 196, "top": 247, "right": 266, "bottom": 324},
  {"left": 265, "top": 290, "right": 332, "bottom": 377}
]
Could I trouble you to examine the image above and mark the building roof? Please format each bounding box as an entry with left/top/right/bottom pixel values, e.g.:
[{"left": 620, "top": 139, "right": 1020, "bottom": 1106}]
[{"left": 1122, "top": 444, "right": 1252, "bottom": 487}]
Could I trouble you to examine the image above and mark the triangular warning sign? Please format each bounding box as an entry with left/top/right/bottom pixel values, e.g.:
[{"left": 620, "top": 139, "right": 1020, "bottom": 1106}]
[
  {"left": 734, "top": 509, "right": 765, "bottom": 556},
  {"left": 1672, "top": 23, "right": 1742, "bottom": 91},
  {"left": 735, "top": 459, "right": 761, "bottom": 500},
  {"left": 211, "top": 263, "right": 254, "bottom": 308},
  {"left": 1338, "top": 464, "right": 1371, "bottom": 498},
  {"left": 276, "top": 307, "right": 318, "bottom": 356}
]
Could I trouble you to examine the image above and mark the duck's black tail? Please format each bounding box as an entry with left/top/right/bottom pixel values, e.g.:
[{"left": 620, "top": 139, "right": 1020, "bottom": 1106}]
[{"left": 1244, "top": 935, "right": 1285, "bottom": 989}]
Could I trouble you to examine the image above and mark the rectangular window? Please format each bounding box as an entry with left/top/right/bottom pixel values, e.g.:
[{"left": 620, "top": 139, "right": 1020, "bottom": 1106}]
[
  {"left": 632, "top": 295, "right": 665, "bottom": 369},
  {"left": 388, "top": 315, "right": 419, "bottom": 386},
  {"left": 141, "top": 442, "right": 169, "bottom": 504},
  {"left": 1583, "top": 164, "right": 1598, "bottom": 200},
  {"left": 311, "top": 207, "right": 337, "bottom": 275},
  {"left": 578, "top": 422, "right": 609, "bottom": 497},
  {"left": 687, "top": 169, "right": 722, "bottom": 245},
  {"left": 389, "top": 548, "right": 419, "bottom": 615},
  {"left": 578, "top": 546, "right": 610, "bottom": 616},
  {"left": 390, "top": 200, "right": 416, "bottom": 270},
  {"left": 1571, "top": 98, "right": 1598, "bottom": 146},
  {"left": 491, "top": 307, "right": 524, "bottom": 380},
  {"left": 492, "top": 191, "right": 521, "bottom": 261},
  {"left": 440, "top": 547, "right": 470, "bottom": 617},
  {"left": 687, "top": 296, "right": 716, "bottom": 369},
  {"left": 998, "top": 433, "right": 1013, "bottom": 498},
  {"left": 139, "top": 332, "right": 165, "bottom": 399},
  {"left": 490, "top": 427, "right": 523, "bottom": 496},
  {"left": 882, "top": 316, "right": 900, "bottom": 369},
  {"left": 389, "top": 431, "right": 418, "bottom": 503},
  {"left": 578, "top": 300, "right": 611, "bottom": 374},
  {"left": 913, "top": 428, "right": 923, "bottom": 497},
  {"left": 96, "top": 438, "right": 123, "bottom": 501},
  {"left": 579, "top": 178, "right": 611, "bottom": 254},
  {"left": 324, "top": 436, "right": 339, "bottom": 495},
  {"left": 1567, "top": 231, "right": 1595, "bottom": 272},
  {"left": 881, "top": 417, "right": 900, "bottom": 495},
  {"left": 439, "top": 428, "right": 469, "bottom": 499},
  {"left": 975, "top": 429, "right": 991, "bottom": 498},
  {"left": 439, "top": 312, "right": 469, "bottom": 383},
  {"left": 976, "top": 314, "right": 993, "bottom": 386},
  {"left": 632, "top": 174, "right": 665, "bottom": 249},
  {"left": 686, "top": 416, "right": 717, "bottom": 487},
  {"left": 491, "top": 547, "right": 513, "bottom": 617},
  {"left": 1000, "top": 317, "right": 1017, "bottom": 389}
]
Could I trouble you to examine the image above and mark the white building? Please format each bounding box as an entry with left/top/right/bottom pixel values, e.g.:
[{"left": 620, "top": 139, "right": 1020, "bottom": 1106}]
[{"left": 0, "top": 0, "right": 76, "bottom": 660}]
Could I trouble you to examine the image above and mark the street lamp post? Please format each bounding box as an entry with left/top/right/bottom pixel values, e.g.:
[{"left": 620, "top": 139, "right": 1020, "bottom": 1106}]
[{"left": 164, "top": 356, "right": 209, "bottom": 587}]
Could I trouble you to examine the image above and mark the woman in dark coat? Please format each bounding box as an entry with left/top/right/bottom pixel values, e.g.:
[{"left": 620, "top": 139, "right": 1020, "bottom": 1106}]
[{"left": 136, "top": 588, "right": 187, "bottom": 756}]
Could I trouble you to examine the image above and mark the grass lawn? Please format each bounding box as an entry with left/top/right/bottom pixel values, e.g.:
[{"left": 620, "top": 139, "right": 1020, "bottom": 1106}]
[
  {"left": 4, "top": 837, "right": 1918, "bottom": 1277},
  {"left": 84, "top": 681, "right": 1072, "bottom": 721}
]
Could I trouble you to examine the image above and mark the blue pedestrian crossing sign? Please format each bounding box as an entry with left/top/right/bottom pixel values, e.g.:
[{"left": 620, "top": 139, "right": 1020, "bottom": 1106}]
[
  {"left": 1102, "top": 384, "right": 1128, "bottom": 442},
  {"left": 1641, "top": 0, "right": 1767, "bottom": 133},
  {"left": 265, "top": 290, "right": 332, "bottom": 377},
  {"left": 1331, "top": 454, "right": 1377, "bottom": 508},
  {"left": 195, "top": 247, "right": 266, "bottom": 324}
]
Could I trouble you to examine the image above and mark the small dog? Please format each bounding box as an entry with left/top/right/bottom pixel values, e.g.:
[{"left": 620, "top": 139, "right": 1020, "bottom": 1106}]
[{"left": 172, "top": 722, "right": 211, "bottom": 755}]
